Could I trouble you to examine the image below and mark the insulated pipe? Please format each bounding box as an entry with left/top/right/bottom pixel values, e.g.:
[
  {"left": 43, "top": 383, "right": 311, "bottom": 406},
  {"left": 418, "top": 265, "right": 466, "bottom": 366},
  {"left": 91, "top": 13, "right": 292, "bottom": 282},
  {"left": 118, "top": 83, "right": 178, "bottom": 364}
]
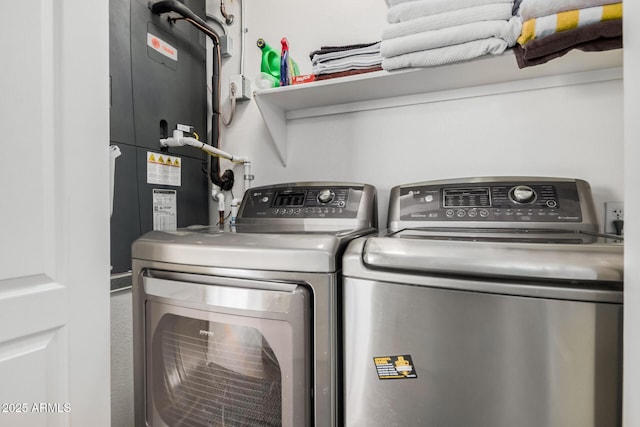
[
  {"left": 160, "top": 131, "right": 248, "bottom": 163},
  {"left": 150, "top": 1, "right": 213, "bottom": 36},
  {"left": 150, "top": 0, "right": 234, "bottom": 191},
  {"left": 240, "top": 0, "right": 246, "bottom": 75}
]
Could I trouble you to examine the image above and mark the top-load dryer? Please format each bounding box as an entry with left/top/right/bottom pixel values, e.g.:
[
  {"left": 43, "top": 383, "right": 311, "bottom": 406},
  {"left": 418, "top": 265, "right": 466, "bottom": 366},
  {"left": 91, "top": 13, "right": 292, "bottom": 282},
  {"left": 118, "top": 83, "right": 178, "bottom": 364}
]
[
  {"left": 343, "top": 176, "right": 623, "bottom": 427},
  {"left": 132, "top": 181, "right": 376, "bottom": 427}
]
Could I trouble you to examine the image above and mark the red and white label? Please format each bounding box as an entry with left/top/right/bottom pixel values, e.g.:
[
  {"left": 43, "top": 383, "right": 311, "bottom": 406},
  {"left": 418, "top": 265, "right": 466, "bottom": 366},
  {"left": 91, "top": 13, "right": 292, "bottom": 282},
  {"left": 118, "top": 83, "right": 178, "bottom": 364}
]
[{"left": 147, "top": 33, "right": 178, "bottom": 61}]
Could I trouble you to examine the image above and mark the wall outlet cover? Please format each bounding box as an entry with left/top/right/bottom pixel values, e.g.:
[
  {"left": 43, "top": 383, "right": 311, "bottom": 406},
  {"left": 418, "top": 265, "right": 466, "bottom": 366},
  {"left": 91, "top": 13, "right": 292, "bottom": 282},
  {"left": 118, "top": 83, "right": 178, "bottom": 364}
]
[{"left": 604, "top": 202, "right": 624, "bottom": 235}]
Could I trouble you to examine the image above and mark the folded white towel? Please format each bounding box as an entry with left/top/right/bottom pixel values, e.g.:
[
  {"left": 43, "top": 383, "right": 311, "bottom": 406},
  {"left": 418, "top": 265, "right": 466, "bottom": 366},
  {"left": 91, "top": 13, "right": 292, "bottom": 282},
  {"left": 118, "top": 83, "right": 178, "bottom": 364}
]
[
  {"left": 382, "top": 3, "right": 514, "bottom": 40},
  {"left": 382, "top": 37, "right": 509, "bottom": 70},
  {"left": 381, "top": 17, "right": 521, "bottom": 57},
  {"left": 386, "top": 0, "right": 419, "bottom": 7},
  {"left": 387, "top": 0, "right": 513, "bottom": 24},
  {"left": 518, "top": 0, "right": 618, "bottom": 21}
]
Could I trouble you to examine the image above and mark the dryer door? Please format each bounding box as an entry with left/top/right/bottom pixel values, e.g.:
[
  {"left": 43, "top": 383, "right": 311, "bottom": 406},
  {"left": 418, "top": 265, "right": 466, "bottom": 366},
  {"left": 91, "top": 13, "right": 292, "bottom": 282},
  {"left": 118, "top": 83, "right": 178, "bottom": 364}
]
[{"left": 142, "top": 275, "right": 311, "bottom": 427}]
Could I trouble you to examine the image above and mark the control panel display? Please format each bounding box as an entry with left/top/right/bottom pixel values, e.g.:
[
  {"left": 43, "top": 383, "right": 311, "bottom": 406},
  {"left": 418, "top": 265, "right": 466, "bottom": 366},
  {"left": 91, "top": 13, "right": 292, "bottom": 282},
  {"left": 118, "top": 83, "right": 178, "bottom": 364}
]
[
  {"left": 443, "top": 188, "right": 491, "bottom": 208},
  {"left": 272, "top": 190, "right": 307, "bottom": 208},
  {"left": 239, "top": 185, "right": 363, "bottom": 219},
  {"left": 398, "top": 180, "right": 583, "bottom": 223}
]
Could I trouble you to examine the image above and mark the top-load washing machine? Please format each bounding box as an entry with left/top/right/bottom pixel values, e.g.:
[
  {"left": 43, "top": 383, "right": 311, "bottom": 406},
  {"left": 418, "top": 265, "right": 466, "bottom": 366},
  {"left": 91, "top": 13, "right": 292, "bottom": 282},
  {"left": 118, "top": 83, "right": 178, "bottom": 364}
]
[
  {"left": 343, "top": 177, "right": 623, "bottom": 427},
  {"left": 132, "top": 181, "right": 376, "bottom": 427}
]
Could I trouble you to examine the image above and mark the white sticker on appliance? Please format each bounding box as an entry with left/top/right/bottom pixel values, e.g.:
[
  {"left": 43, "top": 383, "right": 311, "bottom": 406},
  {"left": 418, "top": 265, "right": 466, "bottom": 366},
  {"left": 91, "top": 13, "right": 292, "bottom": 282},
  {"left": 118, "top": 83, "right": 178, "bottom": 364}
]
[
  {"left": 147, "top": 33, "right": 178, "bottom": 61},
  {"left": 147, "top": 151, "right": 181, "bottom": 187},
  {"left": 153, "top": 189, "right": 177, "bottom": 232}
]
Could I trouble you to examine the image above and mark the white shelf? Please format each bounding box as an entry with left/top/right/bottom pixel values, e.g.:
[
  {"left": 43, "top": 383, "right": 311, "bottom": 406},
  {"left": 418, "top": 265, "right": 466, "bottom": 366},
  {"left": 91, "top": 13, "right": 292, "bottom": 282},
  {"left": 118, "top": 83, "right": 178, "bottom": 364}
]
[{"left": 253, "top": 49, "right": 623, "bottom": 166}]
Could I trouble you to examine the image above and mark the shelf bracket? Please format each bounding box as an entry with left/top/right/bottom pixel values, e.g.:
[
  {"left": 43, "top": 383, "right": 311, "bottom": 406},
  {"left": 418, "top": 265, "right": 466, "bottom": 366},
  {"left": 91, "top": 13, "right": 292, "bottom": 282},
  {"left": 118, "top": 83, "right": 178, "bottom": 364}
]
[{"left": 254, "top": 92, "right": 287, "bottom": 166}]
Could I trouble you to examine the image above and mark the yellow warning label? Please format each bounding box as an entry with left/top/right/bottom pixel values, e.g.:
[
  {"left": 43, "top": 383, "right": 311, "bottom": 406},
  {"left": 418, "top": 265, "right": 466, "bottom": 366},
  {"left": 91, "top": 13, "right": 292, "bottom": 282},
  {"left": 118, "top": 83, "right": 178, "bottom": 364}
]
[
  {"left": 373, "top": 354, "right": 417, "bottom": 380},
  {"left": 146, "top": 151, "right": 182, "bottom": 187}
]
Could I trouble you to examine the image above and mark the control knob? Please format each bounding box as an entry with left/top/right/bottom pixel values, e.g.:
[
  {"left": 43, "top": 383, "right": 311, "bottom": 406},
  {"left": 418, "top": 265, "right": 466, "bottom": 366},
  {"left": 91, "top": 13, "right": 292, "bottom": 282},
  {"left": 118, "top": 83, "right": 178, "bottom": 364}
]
[
  {"left": 317, "top": 189, "right": 335, "bottom": 204},
  {"left": 510, "top": 185, "right": 536, "bottom": 204}
]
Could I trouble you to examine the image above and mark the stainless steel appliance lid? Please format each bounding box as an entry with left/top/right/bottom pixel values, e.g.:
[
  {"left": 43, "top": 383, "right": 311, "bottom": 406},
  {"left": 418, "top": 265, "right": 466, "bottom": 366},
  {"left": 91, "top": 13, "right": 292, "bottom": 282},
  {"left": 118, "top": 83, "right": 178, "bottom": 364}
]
[
  {"left": 132, "top": 226, "right": 374, "bottom": 272},
  {"left": 390, "top": 227, "right": 621, "bottom": 244},
  {"left": 361, "top": 233, "right": 623, "bottom": 284},
  {"left": 132, "top": 181, "right": 378, "bottom": 272}
]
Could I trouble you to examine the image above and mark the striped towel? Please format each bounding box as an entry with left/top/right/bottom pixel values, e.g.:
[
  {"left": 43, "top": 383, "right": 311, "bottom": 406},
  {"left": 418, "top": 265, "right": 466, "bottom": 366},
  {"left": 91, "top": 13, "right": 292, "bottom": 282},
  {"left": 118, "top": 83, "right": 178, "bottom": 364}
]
[
  {"left": 518, "top": 3, "right": 622, "bottom": 45},
  {"left": 518, "top": 0, "right": 620, "bottom": 21},
  {"left": 514, "top": 19, "right": 622, "bottom": 68}
]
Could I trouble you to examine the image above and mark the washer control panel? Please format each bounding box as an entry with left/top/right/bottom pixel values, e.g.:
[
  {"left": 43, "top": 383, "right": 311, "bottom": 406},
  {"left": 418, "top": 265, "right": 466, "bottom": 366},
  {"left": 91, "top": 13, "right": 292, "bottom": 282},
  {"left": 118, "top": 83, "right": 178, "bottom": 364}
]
[
  {"left": 239, "top": 183, "right": 368, "bottom": 219},
  {"left": 397, "top": 179, "right": 585, "bottom": 224}
]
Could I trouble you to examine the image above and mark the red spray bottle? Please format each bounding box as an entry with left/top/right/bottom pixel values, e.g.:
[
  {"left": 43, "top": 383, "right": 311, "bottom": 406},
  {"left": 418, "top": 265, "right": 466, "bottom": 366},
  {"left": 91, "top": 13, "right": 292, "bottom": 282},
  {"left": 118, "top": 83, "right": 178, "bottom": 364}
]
[{"left": 280, "top": 38, "right": 291, "bottom": 86}]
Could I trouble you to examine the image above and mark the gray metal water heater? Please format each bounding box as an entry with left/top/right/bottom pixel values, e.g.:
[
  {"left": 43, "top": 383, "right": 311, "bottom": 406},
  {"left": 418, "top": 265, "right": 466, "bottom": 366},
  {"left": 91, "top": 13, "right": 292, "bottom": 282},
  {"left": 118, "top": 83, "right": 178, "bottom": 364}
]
[{"left": 109, "top": 0, "right": 209, "bottom": 276}]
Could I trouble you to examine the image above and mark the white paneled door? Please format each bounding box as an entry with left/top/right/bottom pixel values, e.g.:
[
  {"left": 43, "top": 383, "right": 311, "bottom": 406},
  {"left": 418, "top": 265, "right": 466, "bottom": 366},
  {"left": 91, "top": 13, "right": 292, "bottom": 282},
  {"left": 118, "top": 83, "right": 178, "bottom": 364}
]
[{"left": 0, "top": 1, "right": 110, "bottom": 426}]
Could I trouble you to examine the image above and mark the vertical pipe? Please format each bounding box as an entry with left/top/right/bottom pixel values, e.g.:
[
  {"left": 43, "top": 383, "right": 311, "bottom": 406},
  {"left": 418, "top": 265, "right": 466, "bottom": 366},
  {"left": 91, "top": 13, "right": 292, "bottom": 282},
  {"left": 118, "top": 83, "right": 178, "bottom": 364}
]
[{"left": 240, "top": 0, "right": 246, "bottom": 75}]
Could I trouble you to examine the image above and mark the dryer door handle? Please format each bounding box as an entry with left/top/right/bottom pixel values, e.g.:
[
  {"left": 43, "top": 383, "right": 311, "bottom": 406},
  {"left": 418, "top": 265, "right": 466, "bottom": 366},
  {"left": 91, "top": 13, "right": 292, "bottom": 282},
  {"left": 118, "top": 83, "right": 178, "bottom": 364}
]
[{"left": 143, "top": 274, "right": 303, "bottom": 314}]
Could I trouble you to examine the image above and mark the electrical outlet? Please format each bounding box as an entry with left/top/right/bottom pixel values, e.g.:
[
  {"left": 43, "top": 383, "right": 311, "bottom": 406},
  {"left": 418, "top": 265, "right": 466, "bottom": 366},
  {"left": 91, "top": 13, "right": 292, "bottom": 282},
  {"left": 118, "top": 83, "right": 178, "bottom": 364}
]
[
  {"left": 604, "top": 202, "right": 624, "bottom": 235},
  {"left": 229, "top": 74, "right": 252, "bottom": 102}
]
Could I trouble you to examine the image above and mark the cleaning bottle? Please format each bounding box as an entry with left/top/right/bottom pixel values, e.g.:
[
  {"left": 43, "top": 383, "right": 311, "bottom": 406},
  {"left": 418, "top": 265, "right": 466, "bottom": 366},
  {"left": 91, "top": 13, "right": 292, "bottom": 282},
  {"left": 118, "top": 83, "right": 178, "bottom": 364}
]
[
  {"left": 257, "top": 38, "right": 281, "bottom": 87},
  {"left": 280, "top": 37, "right": 291, "bottom": 86}
]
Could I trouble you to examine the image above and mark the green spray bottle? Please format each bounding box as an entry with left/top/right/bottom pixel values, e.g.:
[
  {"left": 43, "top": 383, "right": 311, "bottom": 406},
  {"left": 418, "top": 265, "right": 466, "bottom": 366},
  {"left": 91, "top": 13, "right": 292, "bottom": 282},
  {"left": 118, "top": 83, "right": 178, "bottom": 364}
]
[
  {"left": 257, "top": 38, "right": 300, "bottom": 87},
  {"left": 257, "top": 38, "right": 280, "bottom": 86}
]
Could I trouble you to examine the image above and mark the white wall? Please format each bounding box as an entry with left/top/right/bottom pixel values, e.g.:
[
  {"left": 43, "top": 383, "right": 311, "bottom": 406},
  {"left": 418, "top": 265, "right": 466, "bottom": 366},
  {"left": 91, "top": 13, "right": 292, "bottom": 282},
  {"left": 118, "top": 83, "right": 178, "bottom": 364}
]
[{"left": 214, "top": 0, "right": 623, "bottom": 229}]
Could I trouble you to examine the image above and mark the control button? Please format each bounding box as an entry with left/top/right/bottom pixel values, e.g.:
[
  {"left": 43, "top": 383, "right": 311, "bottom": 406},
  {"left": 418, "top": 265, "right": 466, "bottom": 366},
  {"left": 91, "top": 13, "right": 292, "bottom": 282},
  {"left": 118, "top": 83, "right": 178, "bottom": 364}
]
[
  {"left": 479, "top": 209, "right": 490, "bottom": 218},
  {"left": 446, "top": 209, "right": 455, "bottom": 218},
  {"left": 317, "top": 189, "right": 335, "bottom": 204},
  {"left": 468, "top": 209, "right": 478, "bottom": 218},
  {"left": 337, "top": 201, "right": 346, "bottom": 208},
  {"left": 456, "top": 209, "right": 466, "bottom": 217},
  {"left": 425, "top": 195, "right": 434, "bottom": 203},
  {"left": 510, "top": 185, "right": 536, "bottom": 204},
  {"left": 546, "top": 200, "right": 557, "bottom": 208},
  {"left": 261, "top": 196, "right": 269, "bottom": 203},
  {"left": 273, "top": 209, "right": 279, "bottom": 214}
]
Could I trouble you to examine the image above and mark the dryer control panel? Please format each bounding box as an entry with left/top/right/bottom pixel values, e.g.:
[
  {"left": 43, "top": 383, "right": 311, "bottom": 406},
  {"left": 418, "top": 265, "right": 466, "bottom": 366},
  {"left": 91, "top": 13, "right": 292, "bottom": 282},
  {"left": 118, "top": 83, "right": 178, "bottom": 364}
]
[
  {"left": 388, "top": 177, "right": 598, "bottom": 232},
  {"left": 238, "top": 182, "right": 377, "bottom": 222}
]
